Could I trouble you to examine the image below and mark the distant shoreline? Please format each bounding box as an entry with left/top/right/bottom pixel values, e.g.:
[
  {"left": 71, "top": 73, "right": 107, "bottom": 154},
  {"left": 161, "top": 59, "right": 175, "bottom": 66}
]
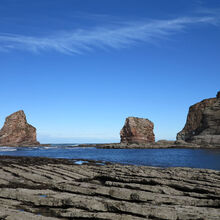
[
  {"left": 1, "top": 140, "right": 220, "bottom": 149},
  {"left": 78, "top": 140, "right": 220, "bottom": 149}
]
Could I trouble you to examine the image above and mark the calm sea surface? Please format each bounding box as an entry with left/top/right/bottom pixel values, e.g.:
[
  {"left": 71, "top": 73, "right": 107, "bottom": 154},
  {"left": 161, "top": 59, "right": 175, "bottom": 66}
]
[{"left": 0, "top": 145, "right": 220, "bottom": 170}]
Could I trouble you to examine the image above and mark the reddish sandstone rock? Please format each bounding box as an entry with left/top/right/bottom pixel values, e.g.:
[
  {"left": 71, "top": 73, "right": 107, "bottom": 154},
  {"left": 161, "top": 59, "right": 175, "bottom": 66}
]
[
  {"left": 120, "top": 117, "right": 155, "bottom": 144},
  {"left": 177, "top": 91, "right": 220, "bottom": 146},
  {"left": 0, "top": 110, "right": 40, "bottom": 146}
]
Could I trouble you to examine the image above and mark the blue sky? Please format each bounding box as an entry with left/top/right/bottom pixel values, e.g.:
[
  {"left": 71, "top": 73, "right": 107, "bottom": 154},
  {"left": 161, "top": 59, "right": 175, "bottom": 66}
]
[{"left": 0, "top": 0, "right": 220, "bottom": 143}]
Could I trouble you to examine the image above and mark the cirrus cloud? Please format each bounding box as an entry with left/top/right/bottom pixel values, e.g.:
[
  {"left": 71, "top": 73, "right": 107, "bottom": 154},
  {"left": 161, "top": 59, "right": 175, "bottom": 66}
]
[{"left": 0, "top": 14, "right": 218, "bottom": 55}]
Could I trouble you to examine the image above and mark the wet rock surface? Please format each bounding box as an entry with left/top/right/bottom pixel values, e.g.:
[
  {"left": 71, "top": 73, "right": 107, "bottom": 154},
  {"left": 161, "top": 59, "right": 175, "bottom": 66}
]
[
  {"left": 120, "top": 117, "right": 155, "bottom": 144},
  {"left": 0, "top": 156, "right": 220, "bottom": 219},
  {"left": 177, "top": 91, "right": 220, "bottom": 146},
  {"left": 0, "top": 110, "right": 40, "bottom": 146}
]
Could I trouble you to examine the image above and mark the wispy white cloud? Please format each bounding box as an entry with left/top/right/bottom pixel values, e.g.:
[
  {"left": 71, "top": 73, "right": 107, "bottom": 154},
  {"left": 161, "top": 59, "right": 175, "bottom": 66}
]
[{"left": 0, "top": 14, "right": 218, "bottom": 55}]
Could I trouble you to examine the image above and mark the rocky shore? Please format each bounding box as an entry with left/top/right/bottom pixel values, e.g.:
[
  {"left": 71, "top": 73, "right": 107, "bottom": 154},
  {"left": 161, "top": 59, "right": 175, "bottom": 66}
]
[
  {"left": 78, "top": 140, "right": 220, "bottom": 149},
  {"left": 0, "top": 156, "right": 220, "bottom": 219}
]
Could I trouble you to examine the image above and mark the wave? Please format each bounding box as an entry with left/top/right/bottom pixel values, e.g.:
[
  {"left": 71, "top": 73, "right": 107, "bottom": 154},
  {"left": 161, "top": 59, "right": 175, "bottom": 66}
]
[
  {"left": 64, "top": 147, "right": 96, "bottom": 149},
  {"left": 43, "top": 146, "right": 58, "bottom": 149},
  {"left": 0, "top": 147, "right": 17, "bottom": 152}
]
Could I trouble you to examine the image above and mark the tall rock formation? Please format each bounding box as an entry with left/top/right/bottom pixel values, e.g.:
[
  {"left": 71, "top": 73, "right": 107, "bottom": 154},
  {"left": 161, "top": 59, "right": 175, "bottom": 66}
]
[
  {"left": 177, "top": 91, "right": 220, "bottom": 146},
  {"left": 0, "top": 110, "right": 40, "bottom": 146},
  {"left": 120, "top": 117, "right": 155, "bottom": 144}
]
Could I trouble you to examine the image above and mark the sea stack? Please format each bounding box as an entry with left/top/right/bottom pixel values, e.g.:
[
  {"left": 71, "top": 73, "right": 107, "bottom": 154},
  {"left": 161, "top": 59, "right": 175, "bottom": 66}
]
[
  {"left": 0, "top": 110, "right": 40, "bottom": 146},
  {"left": 120, "top": 117, "right": 155, "bottom": 144},
  {"left": 177, "top": 91, "right": 220, "bottom": 146}
]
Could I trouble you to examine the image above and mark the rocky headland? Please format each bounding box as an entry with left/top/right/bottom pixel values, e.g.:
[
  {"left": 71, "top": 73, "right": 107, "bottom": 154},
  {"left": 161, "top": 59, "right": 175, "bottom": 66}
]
[
  {"left": 0, "top": 110, "right": 40, "bottom": 147},
  {"left": 0, "top": 156, "right": 220, "bottom": 220},
  {"left": 177, "top": 91, "right": 220, "bottom": 146}
]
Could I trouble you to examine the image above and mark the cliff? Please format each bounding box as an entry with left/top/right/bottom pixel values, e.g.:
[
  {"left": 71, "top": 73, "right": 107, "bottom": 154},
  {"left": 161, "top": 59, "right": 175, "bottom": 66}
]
[{"left": 177, "top": 91, "right": 220, "bottom": 146}]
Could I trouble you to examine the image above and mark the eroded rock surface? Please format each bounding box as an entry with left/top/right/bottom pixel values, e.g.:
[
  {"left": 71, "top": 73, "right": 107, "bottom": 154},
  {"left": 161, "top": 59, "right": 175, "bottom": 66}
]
[
  {"left": 0, "top": 110, "right": 40, "bottom": 146},
  {"left": 120, "top": 117, "right": 155, "bottom": 144},
  {"left": 177, "top": 91, "right": 220, "bottom": 146},
  {"left": 0, "top": 156, "right": 220, "bottom": 219}
]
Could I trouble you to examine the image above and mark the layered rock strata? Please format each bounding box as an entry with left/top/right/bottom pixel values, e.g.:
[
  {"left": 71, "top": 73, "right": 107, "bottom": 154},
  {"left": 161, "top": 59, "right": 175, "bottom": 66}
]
[
  {"left": 177, "top": 91, "right": 220, "bottom": 146},
  {"left": 120, "top": 117, "right": 155, "bottom": 144},
  {"left": 0, "top": 156, "right": 220, "bottom": 219},
  {"left": 0, "top": 110, "right": 40, "bottom": 146}
]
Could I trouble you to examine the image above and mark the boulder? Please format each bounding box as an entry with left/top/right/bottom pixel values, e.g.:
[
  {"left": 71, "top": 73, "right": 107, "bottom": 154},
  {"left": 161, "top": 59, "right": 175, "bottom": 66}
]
[
  {"left": 177, "top": 91, "right": 220, "bottom": 146},
  {"left": 0, "top": 110, "right": 40, "bottom": 146},
  {"left": 120, "top": 117, "right": 155, "bottom": 144}
]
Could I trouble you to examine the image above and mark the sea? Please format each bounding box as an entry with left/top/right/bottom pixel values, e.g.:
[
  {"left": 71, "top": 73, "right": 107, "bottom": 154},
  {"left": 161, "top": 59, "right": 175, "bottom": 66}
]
[{"left": 0, "top": 144, "right": 220, "bottom": 170}]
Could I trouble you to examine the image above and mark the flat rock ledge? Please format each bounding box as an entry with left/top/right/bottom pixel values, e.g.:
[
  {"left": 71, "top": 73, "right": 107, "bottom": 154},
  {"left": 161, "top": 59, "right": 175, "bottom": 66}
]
[
  {"left": 0, "top": 156, "right": 220, "bottom": 220},
  {"left": 78, "top": 140, "right": 220, "bottom": 149}
]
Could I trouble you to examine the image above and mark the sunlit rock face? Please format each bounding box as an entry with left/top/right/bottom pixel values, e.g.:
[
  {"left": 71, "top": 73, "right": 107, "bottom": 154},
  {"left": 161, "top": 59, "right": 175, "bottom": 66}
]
[
  {"left": 177, "top": 91, "right": 220, "bottom": 146},
  {"left": 0, "top": 110, "right": 40, "bottom": 146},
  {"left": 120, "top": 117, "right": 155, "bottom": 144}
]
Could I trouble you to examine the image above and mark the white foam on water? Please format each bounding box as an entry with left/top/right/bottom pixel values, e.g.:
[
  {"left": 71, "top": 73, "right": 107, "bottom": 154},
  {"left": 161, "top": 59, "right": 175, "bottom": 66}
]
[
  {"left": 0, "top": 147, "right": 17, "bottom": 152},
  {"left": 65, "top": 147, "right": 95, "bottom": 150},
  {"left": 43, "top": 146, "right": 58, "bottom": 149}
]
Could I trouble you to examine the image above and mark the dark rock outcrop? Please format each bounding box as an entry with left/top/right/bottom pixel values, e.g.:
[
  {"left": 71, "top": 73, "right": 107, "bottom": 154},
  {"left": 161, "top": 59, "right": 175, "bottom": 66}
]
[
  {"left": 0, "top": 156, "right": 220, "bottom": 220},
  {"left": 177, "top": 91, "right": 220, "bottom": 146},
  {"left": 0, "top": 110, "right": 40, "bottom": 146},
  {"left": 120, "top": 117, "right": 155, "bottom": 144}
]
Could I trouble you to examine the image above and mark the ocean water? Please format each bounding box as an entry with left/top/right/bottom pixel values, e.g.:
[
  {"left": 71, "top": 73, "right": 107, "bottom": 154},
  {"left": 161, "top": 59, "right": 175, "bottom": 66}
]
[{"left": 0, "top": 145, "right": 220, "bottom": 170}]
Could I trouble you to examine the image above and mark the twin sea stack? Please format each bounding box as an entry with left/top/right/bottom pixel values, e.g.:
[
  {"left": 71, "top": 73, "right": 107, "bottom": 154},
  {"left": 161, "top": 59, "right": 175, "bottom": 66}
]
[
  {"left": 0, "top": 110, "right": 40, "bottom": 146},
  {"left": 0, "top": 91, "right": 219, "bottom": 147}
]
